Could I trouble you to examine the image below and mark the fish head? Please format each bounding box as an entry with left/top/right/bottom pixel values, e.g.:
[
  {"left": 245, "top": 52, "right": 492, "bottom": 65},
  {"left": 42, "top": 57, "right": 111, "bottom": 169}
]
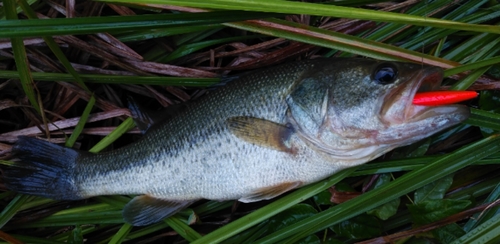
[{"left": 286, "top": 58, "right": 470, "bottom": 163}]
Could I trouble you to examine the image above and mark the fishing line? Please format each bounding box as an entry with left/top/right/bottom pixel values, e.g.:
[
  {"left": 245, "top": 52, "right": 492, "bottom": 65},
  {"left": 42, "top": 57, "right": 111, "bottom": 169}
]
[{"left": 421, "top": 0, "right": 429, "bottom": 67}]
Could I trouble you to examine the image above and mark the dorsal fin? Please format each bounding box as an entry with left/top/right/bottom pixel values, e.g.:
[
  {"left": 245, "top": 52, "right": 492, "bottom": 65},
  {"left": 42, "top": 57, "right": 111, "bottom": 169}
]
[{"left": 127, "top": 97, "right": 187, "bottom": 133}]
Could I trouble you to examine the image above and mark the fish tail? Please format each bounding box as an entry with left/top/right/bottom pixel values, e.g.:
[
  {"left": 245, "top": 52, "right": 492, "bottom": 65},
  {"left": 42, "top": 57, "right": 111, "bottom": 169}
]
[{"left": 3, "top": 136, "right": 83, "bottom": 200}]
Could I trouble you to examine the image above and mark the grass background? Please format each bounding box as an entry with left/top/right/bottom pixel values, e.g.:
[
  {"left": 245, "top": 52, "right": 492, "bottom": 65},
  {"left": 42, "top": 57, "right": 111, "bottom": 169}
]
[{"left": 0, "top": 0, "right": 500, "bottom": 243}]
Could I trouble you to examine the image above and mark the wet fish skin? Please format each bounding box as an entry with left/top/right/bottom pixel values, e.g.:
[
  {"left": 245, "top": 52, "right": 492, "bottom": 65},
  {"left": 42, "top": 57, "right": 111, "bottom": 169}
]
[{"left": 4, "top": 58, "right": 470, "bottom": 226}]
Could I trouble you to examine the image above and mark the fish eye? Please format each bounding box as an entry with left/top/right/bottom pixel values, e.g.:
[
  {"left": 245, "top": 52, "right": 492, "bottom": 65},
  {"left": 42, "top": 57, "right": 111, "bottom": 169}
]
[{"left": 373, "top": 64, "right": 398, "bottom": 84}]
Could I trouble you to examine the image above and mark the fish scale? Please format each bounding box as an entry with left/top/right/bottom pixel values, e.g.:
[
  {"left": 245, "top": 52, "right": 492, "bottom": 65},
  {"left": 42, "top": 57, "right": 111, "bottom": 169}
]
[
  {"left": 3, "top": 58, "right": 470, "bottom": 226},
  {"left": 76, "top": 60, "right": 311, "bottom": 199}
]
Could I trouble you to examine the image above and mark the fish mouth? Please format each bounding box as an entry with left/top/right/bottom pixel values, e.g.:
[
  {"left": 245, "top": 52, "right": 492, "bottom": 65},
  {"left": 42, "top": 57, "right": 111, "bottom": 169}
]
[{"left": 380, "top": 66, "right": 470, "bottom": 140}]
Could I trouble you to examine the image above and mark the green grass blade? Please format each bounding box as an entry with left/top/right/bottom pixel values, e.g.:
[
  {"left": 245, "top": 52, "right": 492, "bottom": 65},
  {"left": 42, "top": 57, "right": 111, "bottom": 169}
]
[
  {"left": 160, "top": 34, "right": 264, "bottom": 62},
  {"left": 0, "top": 194, "right": 30, "bottom": 228},
  {"left": 0, "top": 70, "right": 220, "bottom": 86},
  {"left": 444, "top": 56, "right": 500, "bottom": 77},
  {"left": 89, "top": 117, "right": 136, "bottom": 153},
  {"left": 191, "top": 167, "right": 358, "bottom": 244},
  {"left": 11, "top": 234, "right": 66, "bottom": 244},
  {"left": 13, "top": 211, "right": 124, "bottom": 228},
  {"left": 17, "top": 0, "right": 90, "bottom": 92},
  {"left": 164, "top": 216, "right": 202, "bottom": 242},
  {"left": 255, "top": 134, "right": 500, "bottom": 243},
  {"left": 117, "top": 24, "right": 220, "bottom": 42},
  {"left": 110, "top": 0, "right": 500, "bottom": 34},
  {"left": 108, "top": 223, "right": 132, "bottom": 244},
  {"left": 465, "top": 108, "right": 500, "bottom": 131},
  {"left": 451, "top": 211, "right": 500, "bottom": 244},
  {"left": 226, "top": 18, "right": 458, "bottom": 68},
  {"left": 66, "top": 95, "right": 96, "bottom": 148},
  {"left": 449, "top": 65, "right": 491, "bottom": 91},
  {"left": 0, "top": 11, "right": 278, "bottom": 37},
  {"left": 463, "top": 183, "right": 500, "bottom": 232},
  {"left": 4, "top": 0, "right": 40, "bottom": 114}
]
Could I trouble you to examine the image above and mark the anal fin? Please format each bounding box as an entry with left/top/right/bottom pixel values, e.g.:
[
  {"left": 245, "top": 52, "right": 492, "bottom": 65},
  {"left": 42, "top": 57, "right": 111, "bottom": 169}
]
[
  {"left": 239, "top": 181, "right": 302, "bottom": 203},
  {"left": 123, "top": 195, "right": 195, "bottom": 226}
]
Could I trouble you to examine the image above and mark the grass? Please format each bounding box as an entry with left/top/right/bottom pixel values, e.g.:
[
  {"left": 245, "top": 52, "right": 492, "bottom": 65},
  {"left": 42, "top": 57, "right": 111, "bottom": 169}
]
[{"left": 0, "top": 0, "right": 500, "bottom": 243}]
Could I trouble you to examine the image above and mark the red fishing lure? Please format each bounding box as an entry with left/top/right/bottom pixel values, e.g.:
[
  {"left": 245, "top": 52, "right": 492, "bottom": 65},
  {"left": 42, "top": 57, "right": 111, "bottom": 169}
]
[{"left": 413, "top": 91, "right": 478, "bottom": 106}]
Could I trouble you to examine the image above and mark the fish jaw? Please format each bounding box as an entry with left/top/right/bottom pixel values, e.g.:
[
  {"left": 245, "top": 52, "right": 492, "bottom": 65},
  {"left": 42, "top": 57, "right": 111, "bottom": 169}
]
[
  {"left": 287, "top": 60, "right": 470, "bottom": 163},
  {"left": 378, "top": 67, "right": 470, "bottom": 145}
]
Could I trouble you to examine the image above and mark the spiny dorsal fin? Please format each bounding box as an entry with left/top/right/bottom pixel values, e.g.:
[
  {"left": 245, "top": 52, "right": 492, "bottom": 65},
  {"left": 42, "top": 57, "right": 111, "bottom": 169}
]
[
  {"left": 122, "top": 195, "right": 195, "bottom": 226},
  {"left": 226, "top": 116, "right": 295, "bottom": 153},
  {"left": 239, "top": 181, "right": 302, "bottom": 203},
  {"left": 127, "top": 97, "right": 186, "bottom": 134}
]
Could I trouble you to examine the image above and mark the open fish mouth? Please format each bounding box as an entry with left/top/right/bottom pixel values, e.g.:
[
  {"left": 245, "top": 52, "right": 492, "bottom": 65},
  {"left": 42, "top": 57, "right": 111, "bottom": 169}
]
[{"left": 381, "top": 66, "right": 469, "bottom": 125}]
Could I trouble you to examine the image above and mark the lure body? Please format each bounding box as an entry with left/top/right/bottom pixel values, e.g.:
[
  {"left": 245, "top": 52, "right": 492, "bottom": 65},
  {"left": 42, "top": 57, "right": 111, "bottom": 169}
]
[{"left": 413, "top": 90, "right": 478, "bottom": 106}]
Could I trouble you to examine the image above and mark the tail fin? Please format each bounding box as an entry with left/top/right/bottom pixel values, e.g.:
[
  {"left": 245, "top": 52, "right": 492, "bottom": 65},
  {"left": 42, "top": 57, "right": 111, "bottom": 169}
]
[{"left": 3, "top": 136, "right": 83, "bottom": 200}]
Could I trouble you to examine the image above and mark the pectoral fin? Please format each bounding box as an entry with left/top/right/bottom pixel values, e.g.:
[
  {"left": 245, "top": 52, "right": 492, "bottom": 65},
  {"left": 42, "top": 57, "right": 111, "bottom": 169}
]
[
  {"left": 122, "top": 195, "right": 195, "bottom": 226},
  {"left": 239, "top": 181, "right": 302, "bottom": 203},
  {"left": 226, "top": 117, "right": 294, "bottom": 153}
]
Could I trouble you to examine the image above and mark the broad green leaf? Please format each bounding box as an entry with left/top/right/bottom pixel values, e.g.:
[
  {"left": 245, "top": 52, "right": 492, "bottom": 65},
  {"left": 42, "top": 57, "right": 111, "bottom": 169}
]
[
  {"left": 414, "top": 175, "right": 453, "bottom": 204},
  {"left": 487, "top": 64, "right": 500, "bottom": 79},
  {"left": 432, "top": 223, "right": 466, "bottom": 244},
  {"left": 366, "top": 174, "right": 400, "bottom": 220},
  {"left": 68, "top": 226, "right": 83, "bottom": 244},
  {"left": 408, "top": 199, "right": 471, "bottom": 225},
  {"left": 479, "top": 90, "right": 500, "bottom": 112},
  {"left": 406, "top": 238, "right": 435, "bottom": 244},
  {"left": 322, "top": 237, "right": 345, "bottom": 244},
  {"left": 313, "top": 189, "right": 333, "bottom": 206},
  {"left": 331, "top": 214, "right": 381, "bottom": 239},
  {"left": 391, "top": 138, "right": 431, "bottom": 159},
  {"left": 408, "top": 199, "right": 470, "bottom": 243},
  {"left": 266, "top": 204, "right": 318, "bottom": 233},
  {"left": 478, "top": 90, "right": 500, "bottom": 136}
]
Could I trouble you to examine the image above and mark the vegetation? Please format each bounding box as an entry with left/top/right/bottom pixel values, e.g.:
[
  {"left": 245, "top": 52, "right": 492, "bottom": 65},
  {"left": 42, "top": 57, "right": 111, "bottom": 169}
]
[{"left": 0, "top": 0, "right": 500, "bottom": 243}]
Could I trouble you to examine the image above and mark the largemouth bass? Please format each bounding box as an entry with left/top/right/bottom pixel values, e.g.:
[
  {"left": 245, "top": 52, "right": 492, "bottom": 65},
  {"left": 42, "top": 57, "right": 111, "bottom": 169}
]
[{"left": 3, "top": 58, "right": 469, "bottom": 226}]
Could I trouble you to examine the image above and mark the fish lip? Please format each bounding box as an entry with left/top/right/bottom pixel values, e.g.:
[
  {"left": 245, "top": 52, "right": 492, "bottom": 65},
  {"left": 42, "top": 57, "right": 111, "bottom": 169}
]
[
  {"left": 404, "top": 67, "right": 443, "bottom": 121},
  {"left": 381, "top": 66, "right": 447, "bottom": 124},
  {"left": 377, "top": 66, "right": 470, "bottom": 145}
]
